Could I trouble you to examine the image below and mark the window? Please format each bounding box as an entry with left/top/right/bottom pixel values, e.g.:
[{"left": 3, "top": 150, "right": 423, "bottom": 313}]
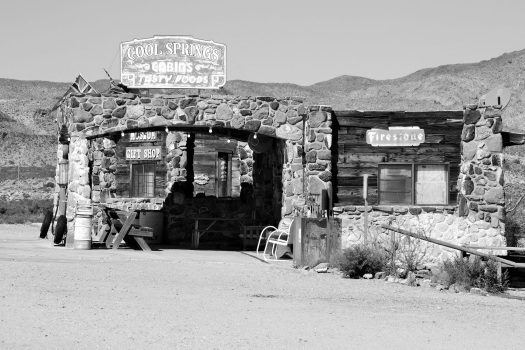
[
  {"left": 131, "top": 163, "right": 155, "bottom": 197},
  {"left": 378, "top": 163, "right": 448, "bottom": 205}
]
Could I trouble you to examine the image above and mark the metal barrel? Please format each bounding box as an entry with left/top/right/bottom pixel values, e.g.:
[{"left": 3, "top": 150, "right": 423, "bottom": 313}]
[{"left": 74, "top": 204, "right": 93, "bottom": 250}]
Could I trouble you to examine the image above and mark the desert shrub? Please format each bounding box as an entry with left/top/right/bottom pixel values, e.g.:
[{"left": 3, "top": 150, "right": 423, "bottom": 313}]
[
  {"left": 439, "top": 255, "right": 507, "bottom": 293},
  {"left": 328, "top": 251, "right": 346, "bottom": 270},
  {"left": 0, "top": 199, "right": 53, "bottom": 224},
  {"left": 339, "top": 244, "right": 389, "bottom": 278},
  {"left": 505, "top": 216, "right": 521, "bottom": 248}
]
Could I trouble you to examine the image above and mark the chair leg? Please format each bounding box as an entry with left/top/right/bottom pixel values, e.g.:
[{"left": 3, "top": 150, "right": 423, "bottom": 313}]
[
  {"left": 272, "top": 243, "right": 278, "bottom": 260},
  {"left": 256, "top": 234, "right": 265, "bottom": 257},
  {"left": 263, "top": 240, "right": 273, "bottom": 261}
]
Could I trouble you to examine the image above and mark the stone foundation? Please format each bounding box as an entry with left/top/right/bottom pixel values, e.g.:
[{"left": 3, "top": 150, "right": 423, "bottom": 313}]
[{"left": 334, "top": 205, "right": 506, "bottom": 267}]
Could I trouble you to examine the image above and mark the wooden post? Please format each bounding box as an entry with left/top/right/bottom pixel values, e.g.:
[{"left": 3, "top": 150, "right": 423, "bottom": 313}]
[
  {"left": 391, "top": 230, "right": 396, "bottom": 276},
  {"left": 362, "top": 174, "right": 369, "bottom": 245},
  {"left": 58, "top": 186, "right": 67, "bottom": 216}
]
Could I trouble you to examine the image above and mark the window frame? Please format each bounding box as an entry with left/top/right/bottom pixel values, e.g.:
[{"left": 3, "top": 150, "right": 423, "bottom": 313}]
[
  {"left": 378, "top": 162, "right": 449, "bottom": 206},
  {"left": 130, "top": 163, "right": 156, "bottom": 198}
]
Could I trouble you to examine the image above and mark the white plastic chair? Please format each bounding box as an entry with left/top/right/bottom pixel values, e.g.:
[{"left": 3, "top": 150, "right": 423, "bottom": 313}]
[{"left": 256, "top": 217, "right": 294, "bottom": 261}]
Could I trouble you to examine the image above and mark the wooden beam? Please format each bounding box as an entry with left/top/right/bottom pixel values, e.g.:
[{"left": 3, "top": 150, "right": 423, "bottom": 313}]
[{"left": 381, "top": 224, "right": 525, "bottom": 268}]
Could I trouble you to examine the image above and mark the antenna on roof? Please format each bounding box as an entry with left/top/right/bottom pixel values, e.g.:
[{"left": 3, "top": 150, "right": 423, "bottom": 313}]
[{"left": 104, "top": 68, "right": 130, "bottom": 93}]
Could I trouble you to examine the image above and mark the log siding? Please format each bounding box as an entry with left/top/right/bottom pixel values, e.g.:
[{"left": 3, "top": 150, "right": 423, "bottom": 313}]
[{"left": 333, "top": 110, "right": 463, "bottom": 206}]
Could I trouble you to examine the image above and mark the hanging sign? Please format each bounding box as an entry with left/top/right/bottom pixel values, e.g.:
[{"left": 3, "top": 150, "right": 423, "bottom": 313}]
[
  {"left": 129, "top": 131, "right": 159, "bottom": 142},
  {"left": 366, "top": 127, "right": 425, "bottom": 147},
  {"left": 120, "top": 36, "right": 226, "bottom": 89},
  {"left": 125, "top": 146, "right": 162, "bottom": 160}
]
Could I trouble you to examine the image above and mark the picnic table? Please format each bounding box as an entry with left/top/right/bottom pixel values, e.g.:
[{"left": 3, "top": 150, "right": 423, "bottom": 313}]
[{"left": 100, "top": 207, "right": 154, "bottom": 251}]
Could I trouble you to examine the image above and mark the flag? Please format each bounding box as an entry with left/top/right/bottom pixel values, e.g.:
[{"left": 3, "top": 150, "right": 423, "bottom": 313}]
[{"left": 70, "top": 74, "right": 97, "bottom": 94}]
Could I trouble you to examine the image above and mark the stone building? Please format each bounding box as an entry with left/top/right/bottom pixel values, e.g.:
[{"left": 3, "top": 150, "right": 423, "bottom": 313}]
[{"left": 52, "top": 88, "right": 515, "bottom": 264}]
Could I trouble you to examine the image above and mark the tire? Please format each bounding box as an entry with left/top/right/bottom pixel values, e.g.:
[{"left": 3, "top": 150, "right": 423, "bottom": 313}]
[
  {"left": 53, "top": 215, "right": 67, "bottom": 245},
  {"left": 40, "top": 210, "right": 53, "bottom": 239}
]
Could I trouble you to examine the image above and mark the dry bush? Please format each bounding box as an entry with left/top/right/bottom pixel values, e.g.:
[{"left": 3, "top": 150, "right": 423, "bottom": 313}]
[
  {"left": 338, "top": 243, "right": 389, "bottom": 279},
  {"left": 438, "top": 255, "right": 508, "bottom": 293}
]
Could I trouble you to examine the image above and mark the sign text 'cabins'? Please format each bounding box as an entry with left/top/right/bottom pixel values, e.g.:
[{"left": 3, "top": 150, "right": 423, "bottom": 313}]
[
  {"left": 120, "top": 36, "right": 226, "bottom": 89},
  {"left": 125, "top": 146, "right": 162, "bottom": 160},
  {"left": 366, "top": 127, "right": 425, "bottom": 147},
  {"left": 129, "top": 132, "right": 159, "bottom": 142}
]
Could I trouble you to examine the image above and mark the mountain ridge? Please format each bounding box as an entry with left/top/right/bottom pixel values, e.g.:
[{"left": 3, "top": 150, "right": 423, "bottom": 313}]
[{"left": 0, "top": 48, "right": 524, "bottom": 164}]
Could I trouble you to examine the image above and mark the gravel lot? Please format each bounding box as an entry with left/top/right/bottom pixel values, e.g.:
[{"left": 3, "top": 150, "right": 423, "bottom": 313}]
[{"left": 0, "top": 224, "right": 523, "bottom": 349}]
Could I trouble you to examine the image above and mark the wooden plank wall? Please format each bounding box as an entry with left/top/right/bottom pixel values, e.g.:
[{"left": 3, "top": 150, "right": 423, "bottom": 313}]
[
  {"left": 193, "top": 134, "right": 240, "bottom": 197},
  {"left": 333, "top": 111, "right": 464, "bottom": 206},
  {"left": 114, "top": 134, "right": 167, "bottom": 198}
]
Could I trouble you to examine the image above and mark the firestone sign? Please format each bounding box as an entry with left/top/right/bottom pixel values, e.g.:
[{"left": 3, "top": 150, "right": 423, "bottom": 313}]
[
  {"left": 366, "top": 127, "right": 425, "bottom": 147},
  {"left": 120, "top": 36, "right": 226, "bottom": 89}
]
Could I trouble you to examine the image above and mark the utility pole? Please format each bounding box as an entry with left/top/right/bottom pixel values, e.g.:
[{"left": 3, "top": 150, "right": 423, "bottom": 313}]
[{"left": 17, "top": 155, "right": 20, "bottom": 188}]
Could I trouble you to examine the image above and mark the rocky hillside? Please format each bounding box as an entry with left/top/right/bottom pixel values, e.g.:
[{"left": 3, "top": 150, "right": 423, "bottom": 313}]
[{"left": 0, "top": 49, "right": 524, "bottom": 201}]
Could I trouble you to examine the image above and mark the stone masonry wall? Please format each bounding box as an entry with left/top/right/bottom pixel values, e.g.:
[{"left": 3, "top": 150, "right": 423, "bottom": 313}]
[
  {"left": 62, "top": 93, "right": 332, "bottom": 220},
  {"left": 58, "top": 93, "right": 333, "bottom": 243},
  {"left": 334, "top": 205, "right": 504, "bottom": 267}
]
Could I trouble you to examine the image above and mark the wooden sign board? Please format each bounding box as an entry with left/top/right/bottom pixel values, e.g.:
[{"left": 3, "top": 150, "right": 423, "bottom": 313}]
[
  {"left": 366, "top": 127, "right": 425, "bottom": 147},
  {"left": 120, "top": 36, "right": 226, "bottom": 89},
  {"left": 129, "top": 131, "right": 159, "bottom": 142},
  {"left": 125, "top": 146, "right": 162, "bottom": 160}
]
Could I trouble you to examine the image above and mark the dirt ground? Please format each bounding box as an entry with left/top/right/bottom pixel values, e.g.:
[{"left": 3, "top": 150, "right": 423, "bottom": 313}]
[{"left": 0, "top": 224, "right": 524, "bottom": 349}]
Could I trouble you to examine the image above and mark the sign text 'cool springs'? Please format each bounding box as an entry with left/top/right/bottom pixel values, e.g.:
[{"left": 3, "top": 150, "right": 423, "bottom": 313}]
[{"left": 120, "top": 36, "right": 226, "bottom": 90}]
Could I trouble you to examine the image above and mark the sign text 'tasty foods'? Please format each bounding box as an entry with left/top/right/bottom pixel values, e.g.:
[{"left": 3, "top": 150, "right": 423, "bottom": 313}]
[{"left": 120, "top": 36, "right": 226, "bottom": 89}]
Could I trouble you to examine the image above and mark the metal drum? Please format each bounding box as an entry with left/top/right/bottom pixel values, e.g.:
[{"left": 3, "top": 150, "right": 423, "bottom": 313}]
[{"left": 74, "top": 204, "right": 93, "bottom": 250}]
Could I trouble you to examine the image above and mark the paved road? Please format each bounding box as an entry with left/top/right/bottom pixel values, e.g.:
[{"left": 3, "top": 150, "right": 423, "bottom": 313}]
[{"left": 0, "top": 224, "right": 523, "bottom": 349}]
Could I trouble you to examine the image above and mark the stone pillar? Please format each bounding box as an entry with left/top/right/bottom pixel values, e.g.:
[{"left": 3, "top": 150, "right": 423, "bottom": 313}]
[
  {"left": 458, "top": 104, "right": 505, "bottom": 249},
  {"left": 65, "top": 133, "right": 91, "bottom": 247},
  {"left": 165, "top": 131, "right": 188, "bottom": 194},
  {"left": 279, "top": 100, "right": 307, "bottom": 217},
  {"left": 237, "top": 141, "right": 254, "bottom": 186},
  {"left": 304, "top": 105, "right": 333, "bottom": 217}
]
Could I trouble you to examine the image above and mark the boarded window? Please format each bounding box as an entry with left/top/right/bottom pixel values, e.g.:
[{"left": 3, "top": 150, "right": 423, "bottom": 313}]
[
  {"left": 131, "top": 163, "right": 155, "bottom": 197},
  {"left": 378, "top": 163, "right": 448, "bottom": 205},
  {"left": 415, "top": 164, "right": 447, "bottom": 205}
]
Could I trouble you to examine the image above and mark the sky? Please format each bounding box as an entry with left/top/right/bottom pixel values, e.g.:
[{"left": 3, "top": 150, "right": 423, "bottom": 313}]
[{"left": 2, "top": 0, "right": 525, "bottom": 86}]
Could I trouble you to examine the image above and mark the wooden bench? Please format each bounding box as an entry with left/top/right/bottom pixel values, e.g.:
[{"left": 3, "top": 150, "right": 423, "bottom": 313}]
[
  {"left": 241, "top": 225, "right": 267, "bottom": 251},
  {"left": 105, "top": 210, "right": 154, "bottom": 251}
]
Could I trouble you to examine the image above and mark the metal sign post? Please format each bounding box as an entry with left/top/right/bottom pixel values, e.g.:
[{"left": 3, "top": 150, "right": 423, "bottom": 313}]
[{"left": 362, "top": 174, "right": 369, "bottom": 245}]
